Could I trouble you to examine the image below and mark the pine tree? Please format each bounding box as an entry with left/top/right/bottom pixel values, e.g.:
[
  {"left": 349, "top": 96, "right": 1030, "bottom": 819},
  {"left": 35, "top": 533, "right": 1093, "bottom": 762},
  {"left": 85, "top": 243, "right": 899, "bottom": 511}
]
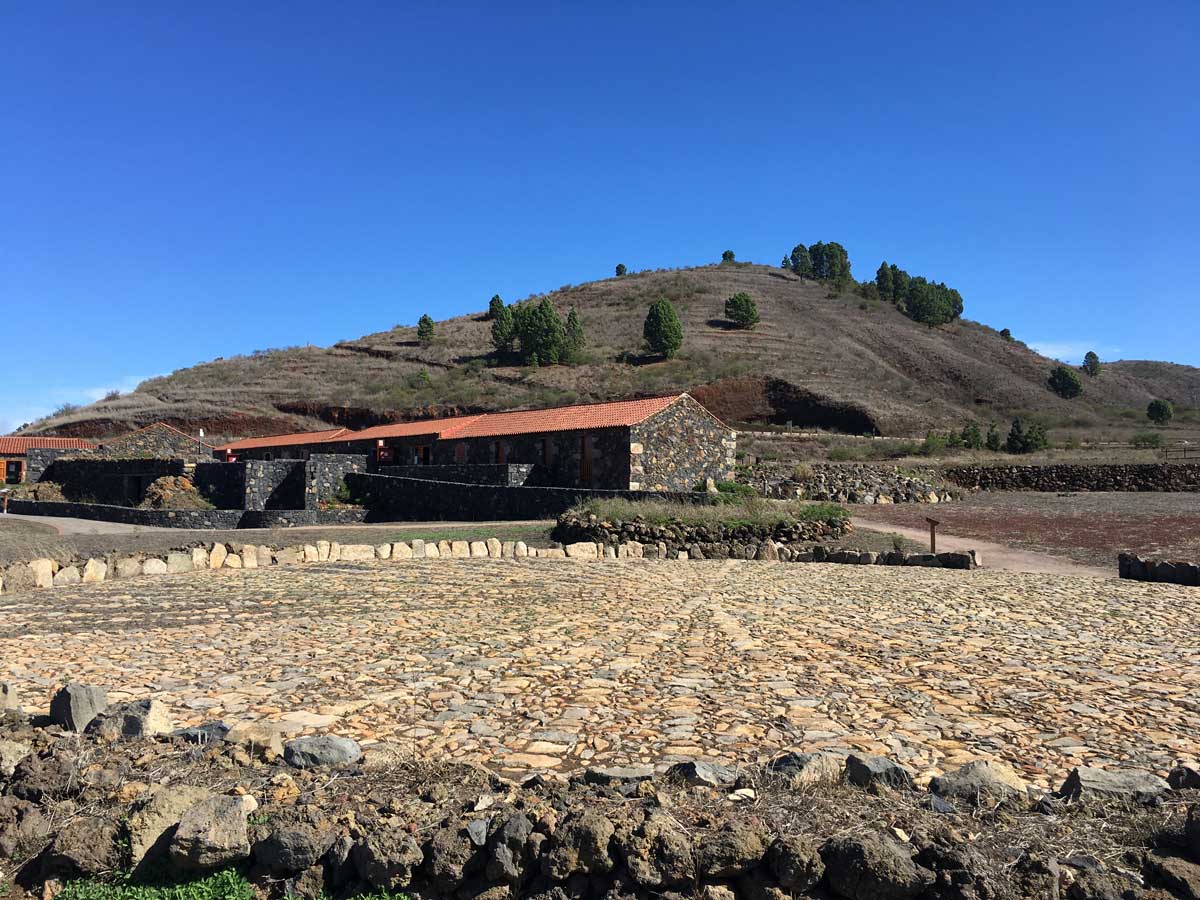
[
  {"left": 643, "top": 298, "right": 683, "bottom": 358},
  {"left": 1147, "top": 399, "right": 1174, "bottom": 425},
  {"left": 875, "top": 262, "right": 893, "bottom": 299},
  {"left": 516, "top": 298, "right": 567, "bottom": 365},
  {"left": 490, "top": 302, "right": 515, "bottom": 355},
  {"left": 721, "top": 250, "right": 736, "bottom": 263},
  {"left": 789, "top": 244, "right": 813, "bottom": 277},
  {"left": 1048, "top": 365, "right": 1083, "bottom": 399},
  {"left": 985, "top": 423, "right": 1002, "bottom": 451},
  {"left": 1082, "top": 351, "right": 1101, "bottom": 377},
  {"left": 416, "top": 314, "right": 435, "bottom": 345},
  {"left": 961, "top": 422, "right": 984, "bottom": 450},
  {"left": 564, "top": 308, "right": 586, "bottom": 362},
  {"left": 487, "top": 295, "right": 504, "bottom": 320},
  {"left": 724, "top": 292, "right": 759, "bottom": 329},
  {"left": 615, "top": 263, "right": 627, "bottom": 277}
]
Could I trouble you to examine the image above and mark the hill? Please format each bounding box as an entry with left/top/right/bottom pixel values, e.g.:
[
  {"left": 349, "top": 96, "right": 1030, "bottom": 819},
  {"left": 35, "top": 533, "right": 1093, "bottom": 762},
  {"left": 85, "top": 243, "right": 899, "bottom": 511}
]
[{"left": 23, "top": 264, "right": 1200, "bottom": 441}]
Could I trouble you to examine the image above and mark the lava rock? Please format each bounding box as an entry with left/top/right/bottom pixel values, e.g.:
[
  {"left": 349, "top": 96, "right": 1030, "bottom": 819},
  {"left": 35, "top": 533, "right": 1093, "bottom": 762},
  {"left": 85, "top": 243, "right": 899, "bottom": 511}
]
[
  {"left": 768, "top": 834, "right": 824, "bottom": 892},
  {"left": 85, "top": 698, "right": 172, "bottom": 740},
  {"left": 283, "top": 734, "right": 362, "bottom": 769},
  {"left": 253, "top": 807, "right": 337, "bottom": 876},
  {"left": 768, "top": 751, "right": 845, "bottom": 785},
  {"left": 485, "top": 813, "right": 532, "bottom": 884},
  {"left": 698, "top": 823, "right": 767, "bottom": 879},
  {"left": 543, "top": 811, "right": 615, "bottom": 879},
  {"left": 617, "top": 813, "right": 695, "bottom": 888},
  {"left": 45, "top": 817, "right": 121, "bottom": 877},
  {"left": 665, "top": 760, "right": 737, "bottom": 788},
  {"left": 352, "top": 831, "right": 425, "bottom": 891},
  {"left": 845, "top": 754, "right": 914, "bottom": 790},
  {"left": 820, "top": 834, "right": 935, "bottom": 900},
  {"left": 48, "top": 683, "right": 108, "bottom": 732},
  {"left": 1057, "top": 767, "right": 1169, "bottom": 804},
  {"left": 928, "top": 759, "right": 1028, "bottom": 802}
]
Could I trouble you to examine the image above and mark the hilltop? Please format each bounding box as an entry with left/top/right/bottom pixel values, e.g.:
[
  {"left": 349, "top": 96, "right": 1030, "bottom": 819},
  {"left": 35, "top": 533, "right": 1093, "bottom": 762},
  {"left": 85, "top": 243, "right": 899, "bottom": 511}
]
[{"left": 23, "top": 263, "right": 1200, "bottom": 441}]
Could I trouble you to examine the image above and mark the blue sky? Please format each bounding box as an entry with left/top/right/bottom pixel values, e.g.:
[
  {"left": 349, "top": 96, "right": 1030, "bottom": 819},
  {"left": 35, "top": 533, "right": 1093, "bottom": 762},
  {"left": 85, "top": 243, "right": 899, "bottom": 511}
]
[{"left": 2, "top": 1, "right": 1197, "bottom": 432}]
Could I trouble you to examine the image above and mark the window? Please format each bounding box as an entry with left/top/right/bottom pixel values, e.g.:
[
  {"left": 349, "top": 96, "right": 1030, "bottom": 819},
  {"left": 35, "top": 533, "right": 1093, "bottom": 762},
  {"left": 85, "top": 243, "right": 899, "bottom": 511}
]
[
  {"left": 536, "top": 438, "right": 550, "bottom": 466},
  {"left": 493, "top": 441, "right": 506, "bottom": 464},
  {"left": 414, "top": 445, "right": 431, "bottom": 465}
]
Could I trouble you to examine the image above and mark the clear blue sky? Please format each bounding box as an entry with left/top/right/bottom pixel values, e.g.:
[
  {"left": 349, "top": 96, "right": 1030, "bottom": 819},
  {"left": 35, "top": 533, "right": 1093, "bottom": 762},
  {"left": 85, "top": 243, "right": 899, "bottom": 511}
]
[{"left": 2, "top": 1, "right": 1197, "bottom": 432}]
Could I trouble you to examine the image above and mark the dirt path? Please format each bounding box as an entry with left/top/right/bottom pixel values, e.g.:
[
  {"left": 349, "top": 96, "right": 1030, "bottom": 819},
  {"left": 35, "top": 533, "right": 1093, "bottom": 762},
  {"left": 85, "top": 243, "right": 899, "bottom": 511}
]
[{"left": 852, "top": 517, "right": 1112, "bottom": 579}]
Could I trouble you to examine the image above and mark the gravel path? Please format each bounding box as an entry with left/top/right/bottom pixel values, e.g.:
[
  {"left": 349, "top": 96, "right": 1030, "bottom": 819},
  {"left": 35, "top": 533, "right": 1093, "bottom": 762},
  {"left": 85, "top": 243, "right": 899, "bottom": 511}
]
[{"left": 3, "top": 558, "right": 1196, "bottom": 787}]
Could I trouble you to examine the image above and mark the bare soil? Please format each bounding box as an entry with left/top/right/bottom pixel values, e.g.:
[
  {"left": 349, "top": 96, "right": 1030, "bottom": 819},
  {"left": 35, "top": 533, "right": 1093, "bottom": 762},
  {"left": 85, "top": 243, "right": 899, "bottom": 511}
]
[{"left": 853, "top": 491, "right": 1200, "bottom": 568}]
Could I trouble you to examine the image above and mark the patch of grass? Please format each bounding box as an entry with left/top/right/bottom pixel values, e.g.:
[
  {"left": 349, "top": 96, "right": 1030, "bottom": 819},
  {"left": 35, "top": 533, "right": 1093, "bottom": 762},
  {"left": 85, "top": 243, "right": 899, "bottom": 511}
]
[
  {"left": 573, "top": 496, "right": 847, "bottom": 528},
  {"left": 56, "top": 871, "right": 409, "bottom": 900}
]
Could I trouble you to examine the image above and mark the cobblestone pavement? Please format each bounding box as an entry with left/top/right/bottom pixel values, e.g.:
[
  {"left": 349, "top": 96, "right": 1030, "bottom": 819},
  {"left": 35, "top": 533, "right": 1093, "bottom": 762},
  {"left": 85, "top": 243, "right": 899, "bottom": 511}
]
[{"left": 3, "top": 560, "right": 1197, "bottom": 787}]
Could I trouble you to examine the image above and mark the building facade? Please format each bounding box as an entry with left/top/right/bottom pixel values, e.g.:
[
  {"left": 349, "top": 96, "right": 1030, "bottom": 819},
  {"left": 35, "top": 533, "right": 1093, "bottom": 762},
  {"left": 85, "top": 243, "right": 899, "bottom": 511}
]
[{"left": 0, "top": 437, "right": 97, "bottom": 484}]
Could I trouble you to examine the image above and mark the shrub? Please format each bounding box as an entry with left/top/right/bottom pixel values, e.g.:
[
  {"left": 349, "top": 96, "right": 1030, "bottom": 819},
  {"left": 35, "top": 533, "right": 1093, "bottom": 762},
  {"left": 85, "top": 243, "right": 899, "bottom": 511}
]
[
  {"left": 721, "top": 250, "right": 736, "bottom": 263},
  {"left": 985, "top": 423, "right": 1002, "bottom": 451},
  {"left": 615, "top": 263, "right": 627, "bottom": 277},
  {"left": 1005, "top": 417, "right": 1049, "bottom": 454},
  {"left": 1131, "top": 431, "right": 1164, "bottom": 449},
  {"left": 724, "top": 292, "right": 759, "bottom": 329},
  {"left": 961, "top": 422, "right": 984, "bottom": 450},
  {"left": 920, "top": 431, "right": 948, "bottom": 456},
  {"left": 416, "top": 314, "right": 435, "bottom": 345},
  {"left": 643, "top": 298, "right": 684, "bottom": 358},
  {"left": 999, "top": 328, "right": 1014, "bottom": 341},
  {"left": 1047, "top": 365, "right": 1083, "bottom": 399},
  {"left": 1082, "top": 350, "right": 1101, "bottom": 377},
  {"left": 1147, "top": 398, "right": 1174, "bottom": 425},
  {"left": 1064, "top": 434, "right": 1081, "bottom": 450}
]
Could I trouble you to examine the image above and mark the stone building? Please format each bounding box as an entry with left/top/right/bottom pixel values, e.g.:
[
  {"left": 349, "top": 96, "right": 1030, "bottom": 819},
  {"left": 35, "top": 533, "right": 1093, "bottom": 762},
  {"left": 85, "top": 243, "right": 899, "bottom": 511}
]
[
  {"left": 0, "top": 437, "right": 96, "bottom": 484},
  {"left": 218, "top": 394, "right": 736, "bottom": 491},
  {"left": 87, "top": 422, "right": 216, "bottom": 463}
]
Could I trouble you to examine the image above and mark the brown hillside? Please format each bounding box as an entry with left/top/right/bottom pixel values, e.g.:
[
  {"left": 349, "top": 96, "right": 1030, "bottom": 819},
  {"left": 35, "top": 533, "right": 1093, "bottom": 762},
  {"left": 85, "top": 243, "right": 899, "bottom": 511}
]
[{"left": 24, "top": 264, "right": 1200, "bottom": 441}]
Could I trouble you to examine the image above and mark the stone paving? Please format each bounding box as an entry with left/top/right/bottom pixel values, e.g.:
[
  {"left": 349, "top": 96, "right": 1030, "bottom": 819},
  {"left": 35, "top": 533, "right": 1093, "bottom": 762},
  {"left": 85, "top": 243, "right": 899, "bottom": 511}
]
[{"left": 2, "top": 559, "right": 1198, "bottom": 787}]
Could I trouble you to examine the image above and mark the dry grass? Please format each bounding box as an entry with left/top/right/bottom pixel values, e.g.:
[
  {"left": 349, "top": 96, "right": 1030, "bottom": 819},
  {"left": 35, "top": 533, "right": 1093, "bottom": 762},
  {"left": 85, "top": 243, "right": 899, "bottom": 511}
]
[
  {"left": 22, "top": 264, "right": 1200, "bottom": 443},
  {"left": 572, "top": 496, "right": 849, "bottom": 528}
]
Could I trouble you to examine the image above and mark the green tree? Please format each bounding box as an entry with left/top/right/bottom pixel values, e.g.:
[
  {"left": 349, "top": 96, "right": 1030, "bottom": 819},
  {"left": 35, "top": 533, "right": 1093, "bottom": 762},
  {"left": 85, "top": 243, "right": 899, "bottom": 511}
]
[
  {"left": 721, "top": 250, "right": 736, "bottom": 264},
  {"left": 789, "top": 244, "right": 813, "bottom": 277},
  {"left": 515, "top": 298, "right": 567, "bottom": 365},
  {"left": 416, "top": 314, "right": 435, "bottom": 346},
  {"left": 487, "top": 294, "right": 504, "bottom": 320},
  {"left": 615, "top": 263, "right": 627, "bottom": 277},
  {"left": 1006, "top": 417, "right": 1049, "bottom": 454},
  {"left": 1048, "top": 365, "right": 1083, "bottom": 399},
  {"left": 961, "top": 421, "right": 984, "bottom": 450},
  {"left": 999, "top": 328, "right": 1014, "bottom": 342},
  {"left": 490, "top": 302, "right": 515, "bottom": 355},
  {"left": 724, "top": 292, "right": 759, "bottom": 329},
  {"left": 985, "top": 422, "right": 1002, "bottom": 451},
  {"left": 780, "top": 255, "right": 791, "bottom": 269},
  {"left": 564, "top": 308, "right": 586, "bottom": 361},
  {"left": 1147, "top": 398, "right": 1174, "bottom": 425},
  {"left": 1082, "top": 351, "right": 1101, "bottom": 377},
  {"left": 643, "top": 298, "right": 683, "bottom": 358},
  {"left": 875, "top": 261, "right": 893, "bottom": 299}
]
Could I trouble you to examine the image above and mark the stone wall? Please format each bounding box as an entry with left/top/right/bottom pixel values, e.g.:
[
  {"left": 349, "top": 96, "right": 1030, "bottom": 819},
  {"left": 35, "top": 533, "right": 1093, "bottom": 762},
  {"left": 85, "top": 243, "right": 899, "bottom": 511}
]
[
  {"left": 305, "top": 453, "right": 370, "bottom": 507},
  {"left": 422, "top": 427, "right": 632, "bottom": 489},
  {"left": 240, "top": 508, "right": 371, "bottom": 528},
  {"left": 6, "top": 499, "right": 244, "bottom": 528},
  {"left": 88, "top": 422, "right": 215, "bottom": 463},
  {"left": 376, "top": 463, "right": 534, "bottom": 486},
  {"left": 629, "top": 394, "right": 736, "bottom": 491},
  {"left": 40, "top": 458, "right": 187, "bottom": 505},
  {"left": 346, "top": 472, "right": 707, "bottom": 521},
  {"left": 192, "top": 462, "right": 246, "bottom": 509},
  {"left": 944, "top": 463, "right": 1200, "bottom": 492},
  {"left": 747, "top": 462, "right": 957, "bottom": 504},
  {"left": 24, "top": 448, "right": 73, "bottom": 483},
  {"left": 1119, "top": 553, "right": 1200, "bottom": 586},
  {"left": 244, "top": 460, "right": 306, "bottom": 511}
]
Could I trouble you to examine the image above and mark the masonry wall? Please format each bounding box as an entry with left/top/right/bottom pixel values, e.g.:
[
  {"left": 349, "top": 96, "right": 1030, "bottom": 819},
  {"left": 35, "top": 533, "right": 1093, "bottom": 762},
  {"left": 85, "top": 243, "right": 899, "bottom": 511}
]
[
  {"left": 629, "top": 395, "right": 736, "bottom": 491},
  {"left": 43, "top": 458, "right": 186, "bottom": 505},
  {"left": 25, "top": 448, "right": 74, "bottom": 483},
  {"left": 944, "top": 463, "right": 1200, "bottom": 492},
  {"left": 6, "top": 499, "right": 244, "bottom": 528},
  {"left": 88, "top": 424, "right": 214, "bottom": 463},
  {"left": 244, "top": 460, "right": 306, "bottom": 510},
  {"left": 305, "top": 454, "right": 370, "bottom": 507},
  {"left": 345, "top": 472, "right": 705, "bottom": 521},
  {"left": 376, "top": 464, "right": 534, "bottom": 486},
  {"left": 192, "top": 462, "right": 246, "bottom": 509}
]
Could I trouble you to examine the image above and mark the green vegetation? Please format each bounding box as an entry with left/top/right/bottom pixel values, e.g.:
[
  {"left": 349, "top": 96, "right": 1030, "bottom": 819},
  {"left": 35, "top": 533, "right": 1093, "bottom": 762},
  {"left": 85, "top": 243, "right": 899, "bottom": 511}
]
[
  {"left": 1005, "top": 417, "right": 1049, "bottom": 454},
  {"left": 783, "top": 240, "right": 851, "bottom": 288},
  {"left": 55, "top": 871, "right": 409, "bottom": 900},
  {"left": 487, "top": 294, "right": 504, "bottom": 320},
  {"left": 985, "top": 422, "right": 1003, "bottom": 451},
  {"left": 573, "top": 495, "right": 848, "bottom": 529},
  {"left": 723, "top": 292, "right": 759, "bottom": 329},
  {"left": 416, "top": 314, "right": 435, "bottom": 345},
  {"left": 721, "top": 249, "right": 736, "bottom": 263},
  {"left": 960, "top": 421, "right": 984, "bottom": 450},
  {"left": 1147, "top": 398, "right": 1174, "bottom": 425},
  {"left": 1131, "top": 431, "right": 1164, "bottom": 449},
  {"left": 614, "top": 263, "right": 627, "bottom": 276},
  {"left": 1047, "top": 365, "right": 1083, "bottom": 399},
  {"left": 490, "top": 302, "right": 515, "bottom": 354},
  {"left": 874, "top": 261, "right": 963, "bottom": 326},
  {"left": 489, "top": 297, "right": 586, "bottom": 367},
  {"left": 643, "top": 298, "right": 684, "bottom": 358},
  {"left": 999, "top": 328, "right": 1014, "bottom": 341},
  {"left": 1082, "top": 351, "right": 1101, "bottom": 377},
  {"left": 564, "top": 308, "right": 586, "bottom": 362}
]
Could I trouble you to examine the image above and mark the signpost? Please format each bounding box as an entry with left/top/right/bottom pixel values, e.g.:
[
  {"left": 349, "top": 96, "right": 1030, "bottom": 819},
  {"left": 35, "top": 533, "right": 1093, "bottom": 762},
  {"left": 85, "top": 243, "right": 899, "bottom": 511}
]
[{"left": 926, "top": 517, "right": 939, "bottom": 554}]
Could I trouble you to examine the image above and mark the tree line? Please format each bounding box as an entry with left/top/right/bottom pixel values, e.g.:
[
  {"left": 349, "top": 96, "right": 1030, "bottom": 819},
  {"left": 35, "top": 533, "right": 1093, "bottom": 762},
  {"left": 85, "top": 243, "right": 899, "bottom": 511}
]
[{"left": 872, "top": 262, "right": 964, "bottom": 326}]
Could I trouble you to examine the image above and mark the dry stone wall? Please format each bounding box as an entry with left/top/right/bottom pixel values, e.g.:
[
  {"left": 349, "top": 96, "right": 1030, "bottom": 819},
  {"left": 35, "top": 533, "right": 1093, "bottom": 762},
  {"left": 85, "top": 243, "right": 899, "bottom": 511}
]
[{"left": 944, "top": 463, "right": 1200, "bottom": 492}]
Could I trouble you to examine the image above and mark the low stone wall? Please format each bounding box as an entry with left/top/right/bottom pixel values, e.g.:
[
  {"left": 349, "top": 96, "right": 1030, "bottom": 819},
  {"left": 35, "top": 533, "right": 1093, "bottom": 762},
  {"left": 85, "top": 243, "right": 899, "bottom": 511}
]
[
  {"left": 193, "top": 461, "right": 246, "bottom": 509},
  {"left": 346, "top": 473, "right": 708, "bottom": 521},
  {"left": 746, "top": 462, "right": 957, "bottom": 504},
  {"left": 305, "top": 453, "right": 369, "bottom": 507},
  {"left": 1, "top": 683, "right": 1195, "bottom": 900},
  {"left": 377, "top": 463, "right": 535, "bottom": 486},
  {"left": 553, "top": 509, "right": 851, "bottom": 555},
  {"left": 6, "top": 499, "right": 243, "bottom": 529},
  {"left": 240, "top": 508, "right": 371, "bottom": 528},
  {"left": 1119, "top": 552, "right": 1200, "bottom": 587},
  {"left": 944, "top": 463, "right": 1200, "bottom": 492},
  {"left": 37, "top": 458, "right": 187, "bottom": 505},
  {"left": 244, "top": 460, "right": 306, "bottom": 510}
]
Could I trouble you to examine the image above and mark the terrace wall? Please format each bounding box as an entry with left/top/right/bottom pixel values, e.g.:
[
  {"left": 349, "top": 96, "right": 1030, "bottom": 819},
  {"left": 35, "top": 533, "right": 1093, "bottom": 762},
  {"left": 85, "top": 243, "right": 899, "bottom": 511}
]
[
  {"left": 944, "top": 463, "right": 1200, "bottom": 492},
  {"left": 376, "top": 463, "right": 534, "bottom": 486}
]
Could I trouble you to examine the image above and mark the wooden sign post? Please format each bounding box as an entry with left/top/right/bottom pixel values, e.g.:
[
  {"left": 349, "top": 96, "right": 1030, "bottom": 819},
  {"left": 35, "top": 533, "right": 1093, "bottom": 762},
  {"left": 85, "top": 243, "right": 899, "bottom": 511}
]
[{"left": 925, "top": 517, "right": 939, "bottom": 554}]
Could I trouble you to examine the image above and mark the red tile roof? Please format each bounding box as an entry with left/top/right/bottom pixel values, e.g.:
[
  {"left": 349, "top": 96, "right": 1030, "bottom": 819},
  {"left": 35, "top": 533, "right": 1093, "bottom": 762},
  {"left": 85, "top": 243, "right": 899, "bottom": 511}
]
[
  {"left": 216, "top": 428, "right": 351, "bottom": 452},
  {"left": 0, "top": 437, "right": 97, "bottom": 456},
  {"left": 211, "top": 395, "right": 689, "bottom": 452},
  {"left": 441, "top": 395, "right": 681, "bottom": 439},
  {"left": 347, "top": 416, "right": 482, "bottom": 443}
]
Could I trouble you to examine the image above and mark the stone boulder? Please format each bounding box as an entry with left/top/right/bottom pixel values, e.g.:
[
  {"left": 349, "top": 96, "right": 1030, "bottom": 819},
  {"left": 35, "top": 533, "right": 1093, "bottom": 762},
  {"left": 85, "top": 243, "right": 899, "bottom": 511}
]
[
  {"left": 0, "top": 796, "right": 48, "bottom": 860},
  {"left": 618, "top": 813, "right": 695, "bottom": 888},
  {"left": 485, "top": 813, "right": 533, "bottom": 884},
  {"left": 768, "top": 834, "right": 824, "bottom": 892},
  {"left": 352, "top": 830, "right": 425, "bottom": 891},
  {"left": 225, "top": 720, "right": 285, "bottom": 759},
  {"left": 928, "top": 759, "right": 1028, "bottom": 802},
  {"left": 170, "top": 794, "right": 256, "bottom": 871},
  {"left": 49, "top": 683, "right": 108, "bottom": 732},
  {"left": 845, "top": 754, "right": 914, "bottom": 790},
  {"left": 53, "top": 565, "right": 82, "bottom": 586},
  {"left": 85, "top": 698, "right": 172, "bottom": 740},
  {"left": 542, "top": 810, "right": 615, "bottom": 879},
  {"left": 128, "top": 784, "right": 214, "bottom": 871},
  {"left": 45, "top": 816, "right": 121, "bottom": 877},
  {"left": 142, "top": 558, "right": 168, "bottom": 575},
  {"left": 0, "top": 739, "right": 31, "bottom": 778},
  {"left": 1057, "top": 766, "right": 1169, "bottom": 804},
  {"left": 253, "top": 806, "right": 337, "bottom": 876},
  {"left": 666, "top": 760, "right": 737, "bottom": 788},
  {"left": 820, "top": 834, "right": 934, "bottom": 900},
  {"left": 0, "top": 682, "right": 18, "bottom": 712},
  {"left": 698, "top": 823, "right": 767, "bottom": 878},
  {"left": 768, "top": 751, "right": 845, "bottom": 785},
  {"left": 283, "top": 735, "right": 362, "bottom": 769}
]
